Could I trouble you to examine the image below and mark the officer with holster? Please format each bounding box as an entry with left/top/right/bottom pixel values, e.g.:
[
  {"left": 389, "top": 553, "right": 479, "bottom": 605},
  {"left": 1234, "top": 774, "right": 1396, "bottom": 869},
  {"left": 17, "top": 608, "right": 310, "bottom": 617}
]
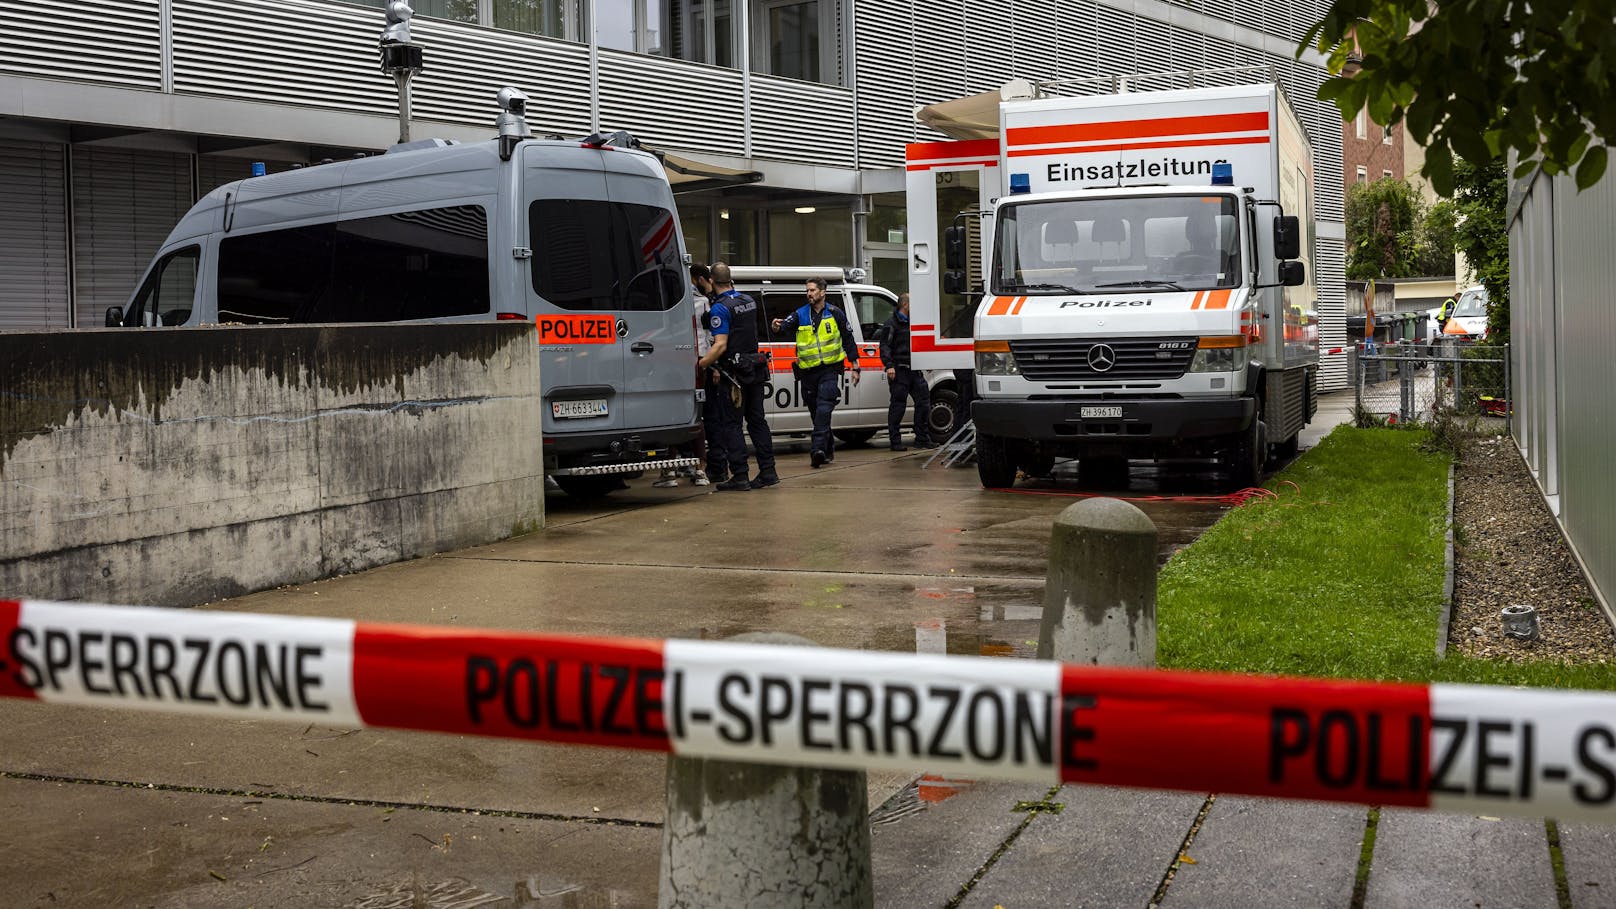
[
  {"left": 700, "top": 263, "right": 777, "bottom": 490},
  {"left": 771, "top": 276, "right": 861, "bottom": 468},
  {"left": 879, "top": 292, "right": 934, "bottom": 451}
]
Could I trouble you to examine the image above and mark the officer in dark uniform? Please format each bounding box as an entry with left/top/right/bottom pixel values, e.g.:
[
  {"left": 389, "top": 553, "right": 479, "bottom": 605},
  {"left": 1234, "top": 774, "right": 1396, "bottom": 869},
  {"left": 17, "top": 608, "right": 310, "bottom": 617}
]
[
  {"left": 700, "top": 263, "right": 778, "bottom": 490},
  {"left": 879, "top": 292, "right": 934, "bottom": 451}
]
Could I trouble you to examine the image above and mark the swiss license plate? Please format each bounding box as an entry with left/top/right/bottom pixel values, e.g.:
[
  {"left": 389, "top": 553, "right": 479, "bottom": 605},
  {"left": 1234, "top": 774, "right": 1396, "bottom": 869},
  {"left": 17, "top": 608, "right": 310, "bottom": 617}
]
[
  {"left": 1080, "top": 405, "right": 1123, "bottom": 419},
  {"left": 552, "top": 398, "right": 608, "bottom": 419}
]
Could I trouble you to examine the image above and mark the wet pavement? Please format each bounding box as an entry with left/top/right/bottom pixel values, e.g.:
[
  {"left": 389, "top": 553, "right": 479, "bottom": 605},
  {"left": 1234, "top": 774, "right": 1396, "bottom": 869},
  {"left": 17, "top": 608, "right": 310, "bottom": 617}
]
[
  {"left": 15, "top": 397, "right": 1581, "bottom": 908},
  {"left": 0, "top": 435, "right": 1242, "bottom": 907}
]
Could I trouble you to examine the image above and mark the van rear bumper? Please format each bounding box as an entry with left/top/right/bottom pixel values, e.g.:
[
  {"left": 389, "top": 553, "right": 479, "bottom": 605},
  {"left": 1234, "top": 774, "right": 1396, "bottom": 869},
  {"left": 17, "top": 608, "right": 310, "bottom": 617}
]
[{"left": 544, "top": 423, "right": 701, "bottom": 472}]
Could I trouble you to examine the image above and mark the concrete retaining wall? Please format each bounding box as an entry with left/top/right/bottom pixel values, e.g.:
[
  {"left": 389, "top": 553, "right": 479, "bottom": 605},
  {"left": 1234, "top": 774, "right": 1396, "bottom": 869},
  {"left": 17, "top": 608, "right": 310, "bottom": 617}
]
[{"left": 1, "top": 324, "right": 544, "bottom": 607}]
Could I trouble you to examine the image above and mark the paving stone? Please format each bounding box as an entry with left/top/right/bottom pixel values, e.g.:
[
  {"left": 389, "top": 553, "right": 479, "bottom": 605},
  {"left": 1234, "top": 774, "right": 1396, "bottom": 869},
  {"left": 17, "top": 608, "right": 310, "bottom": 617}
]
[
  {"left": 958, "top": 785, "right": 1203, "bottom": 909},
  {"left": 1559, "top": 822, "right": 1616, "bottom": 909},
  {"left": 872, "top": 778, "right": 1049, "bottom": 909},
  {"left": 1162, "top": 796, "right": 1366, "bottom": 908},
  {"left": 1366, "top": 809, "right": 1555, "bottom": 909}
]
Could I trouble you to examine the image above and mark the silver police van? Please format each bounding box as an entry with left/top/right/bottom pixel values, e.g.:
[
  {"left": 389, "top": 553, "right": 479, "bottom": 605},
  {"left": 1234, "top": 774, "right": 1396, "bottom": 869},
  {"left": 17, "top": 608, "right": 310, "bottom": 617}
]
[
  {"left": 107, "top": 91, "right": 700, "bottom": 499},
  {"left": 728, "top": 267, "right": 958, "bottom": 445}
]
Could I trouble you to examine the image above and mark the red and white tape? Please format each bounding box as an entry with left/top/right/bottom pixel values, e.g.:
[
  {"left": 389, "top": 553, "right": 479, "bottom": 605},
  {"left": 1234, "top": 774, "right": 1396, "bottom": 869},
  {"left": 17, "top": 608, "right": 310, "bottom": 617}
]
[{"left": 4, "top": 599, "right": 1614, "bottom": 821}]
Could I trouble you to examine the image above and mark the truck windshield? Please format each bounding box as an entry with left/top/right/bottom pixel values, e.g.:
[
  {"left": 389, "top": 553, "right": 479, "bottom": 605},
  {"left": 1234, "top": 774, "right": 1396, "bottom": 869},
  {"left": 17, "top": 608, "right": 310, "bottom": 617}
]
[{"left": 993, "top": 195, "right": 1241, "bottom": 295}]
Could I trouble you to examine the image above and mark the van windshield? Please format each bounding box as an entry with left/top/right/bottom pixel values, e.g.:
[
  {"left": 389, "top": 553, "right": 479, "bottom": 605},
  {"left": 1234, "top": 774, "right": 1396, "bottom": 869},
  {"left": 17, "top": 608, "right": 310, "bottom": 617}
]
[
  {"left": 1454, "top": 288, "right": 1488, "bottom": 317},
  {"left": 993, "top": 194, "right": 1241, "bottom": 295},
  {"left": 530, "top": 199, "right": 685, "bottom": 311}
]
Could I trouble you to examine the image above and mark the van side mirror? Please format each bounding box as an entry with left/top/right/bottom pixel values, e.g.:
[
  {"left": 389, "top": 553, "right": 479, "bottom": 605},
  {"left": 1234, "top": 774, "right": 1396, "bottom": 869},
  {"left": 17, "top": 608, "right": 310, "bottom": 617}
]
[
  {"left": 943, "top": 271, "right": 968, "bottom": 295},
  {"left": 1273, "top": 215, "right": 1301, "bottom": 260},
  {"left": 944, "top": 226, "right": 966, "bottom": 271},
  {"left": 104, "top": 306, "right": 124, "bottom": 327},
  {"left": 1279, "top": 260, "right": 1306, "bottom": 287}
]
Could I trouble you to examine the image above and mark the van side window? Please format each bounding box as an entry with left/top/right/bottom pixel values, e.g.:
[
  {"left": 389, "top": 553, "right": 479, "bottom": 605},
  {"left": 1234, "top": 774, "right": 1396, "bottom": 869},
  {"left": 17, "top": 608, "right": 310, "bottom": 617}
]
[
  {"left": 126, "top": 246, "right": 200, "bottom": 326},
  {"left": 852, "top": 291, "right": 895, "bottom": 340},
  {"left": 530, "top": 199, "right": 684, "bottom": 312},
  {"left": 218, "top": 204, "right": 490, "bottom": 324},
  {"left": 760, "top": 291, "right": 804, "bottom": 342}
]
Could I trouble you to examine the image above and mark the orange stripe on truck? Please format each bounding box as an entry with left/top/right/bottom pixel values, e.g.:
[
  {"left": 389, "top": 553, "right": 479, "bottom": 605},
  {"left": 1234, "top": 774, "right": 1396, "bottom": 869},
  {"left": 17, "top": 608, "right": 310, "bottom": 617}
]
[{"left": 1007, "top": 111, "right": 1270, "bottom": 147}]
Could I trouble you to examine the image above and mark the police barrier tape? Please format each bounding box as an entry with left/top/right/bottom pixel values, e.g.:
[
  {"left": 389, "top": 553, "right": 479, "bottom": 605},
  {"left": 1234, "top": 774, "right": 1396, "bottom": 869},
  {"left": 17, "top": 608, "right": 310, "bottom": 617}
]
[{"left": 4, "top": 599, "right": 1615, "bottom": 822}]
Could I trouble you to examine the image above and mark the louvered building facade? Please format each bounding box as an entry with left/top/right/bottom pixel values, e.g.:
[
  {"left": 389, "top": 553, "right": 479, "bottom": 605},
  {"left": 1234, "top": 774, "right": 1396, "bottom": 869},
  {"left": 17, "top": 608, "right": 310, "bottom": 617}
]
[{"left": 0, "top": 0, "right": 1345, "bottom": 385}]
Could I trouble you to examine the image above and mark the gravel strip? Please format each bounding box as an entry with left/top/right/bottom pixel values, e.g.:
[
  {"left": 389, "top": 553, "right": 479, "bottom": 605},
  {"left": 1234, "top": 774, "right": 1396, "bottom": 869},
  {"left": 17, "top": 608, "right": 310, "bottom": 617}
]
[{"left": 1448, "top": 435, "right": 1616, "bottom": 663}]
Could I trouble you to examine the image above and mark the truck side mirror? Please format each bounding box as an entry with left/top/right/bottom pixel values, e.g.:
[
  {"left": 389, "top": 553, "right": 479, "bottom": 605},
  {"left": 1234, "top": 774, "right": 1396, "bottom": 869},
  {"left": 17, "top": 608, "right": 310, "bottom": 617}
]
[
  {"left": 1279, "top": 260, "right": 1306, "bottom": 287},
  {"left": 1273, "top": 215, "right": 1301, "bottom": 260},
  {"left": 944, "top": 226, "right": 966, "bottom": 270},
  {"left": 104, "top": 306, "right": 124, "bottom": 327},
  {"left": 943, "top": 271, "right": 967, "bottom": 295}
]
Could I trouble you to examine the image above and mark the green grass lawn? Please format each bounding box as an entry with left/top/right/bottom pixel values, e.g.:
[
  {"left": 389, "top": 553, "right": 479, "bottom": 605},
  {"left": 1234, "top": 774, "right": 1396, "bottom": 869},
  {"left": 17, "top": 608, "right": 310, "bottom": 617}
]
[{"left": 1157, "top": 426, "right": 1616, "bottom": 690}]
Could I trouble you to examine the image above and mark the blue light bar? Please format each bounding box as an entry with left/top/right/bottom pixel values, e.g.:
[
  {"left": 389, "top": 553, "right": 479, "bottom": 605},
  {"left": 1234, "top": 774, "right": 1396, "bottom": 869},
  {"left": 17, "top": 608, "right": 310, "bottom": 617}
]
[
  {"left": 1211, "top": 162, "right": 1233, "bottom": 185},
  {"left": 1009, "top": 172, "right": 1031, "bottom": 194},
  {"left": 250, "top": 161, "right": 267, "bottom": 177}
]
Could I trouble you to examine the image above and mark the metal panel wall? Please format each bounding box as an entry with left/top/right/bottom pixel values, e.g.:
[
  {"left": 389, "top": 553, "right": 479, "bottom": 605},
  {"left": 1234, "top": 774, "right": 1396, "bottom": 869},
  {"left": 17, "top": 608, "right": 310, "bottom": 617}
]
[
  {"left": 0, "top": 141, "right": 70, "bottom": 329},
  {"left": 0, "top": 0, "right": 163, "bottom": 89},
  {"left": 596, "top": 50, "right": 742, "bottom": 154},
  {"left": 749, "top": 76, "right": 856, "bottom": 165},
  {"left": 963, "top": 0, "right": 1015, "bottom": 92},
  {"left": 70, "top": 146, "right": 193, "bottom": 328},
  {"left": 857, "top": 0, "right": 915, "bottom": 164},
  {"left": 173, "top": 0, "right": 390, "bottom": 115},
  {"left": 411, "top": 21, "right": 591, "bottom": 137},
  {"left": 1012, "top": 0, "right": 1060, "bottom": 82},
  {"left": 911, "top": 0, "right": 962, "bottom": 107},
  {"left": 1511, "top": 168, "right": 1616, "bottom": 614},
  {"left": 1055, "top": 0, "right": 1099, "bottom": 81},
  {"left": 1315, "top": 236, "right": 1347, "bottom": 389}
]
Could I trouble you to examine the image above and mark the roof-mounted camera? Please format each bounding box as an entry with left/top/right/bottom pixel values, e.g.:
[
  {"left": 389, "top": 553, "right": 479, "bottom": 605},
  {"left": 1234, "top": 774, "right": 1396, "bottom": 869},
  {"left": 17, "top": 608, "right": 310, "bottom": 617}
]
[{"left": 496, "top": 87, "right": 531, "bottom": 161}]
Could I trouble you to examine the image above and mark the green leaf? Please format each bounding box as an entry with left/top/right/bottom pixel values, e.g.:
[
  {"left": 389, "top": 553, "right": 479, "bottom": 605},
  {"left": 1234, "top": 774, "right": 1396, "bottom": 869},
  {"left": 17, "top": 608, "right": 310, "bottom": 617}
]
[
  {"left": 1576, "top": 146, "right": 1608, "bottom": 190},
  {"left": 1426, "top": 144, "right": 1456, "bottom": 197},
  {"left": 1513, "top": 158, "right": 1541, "bottom": 179}
]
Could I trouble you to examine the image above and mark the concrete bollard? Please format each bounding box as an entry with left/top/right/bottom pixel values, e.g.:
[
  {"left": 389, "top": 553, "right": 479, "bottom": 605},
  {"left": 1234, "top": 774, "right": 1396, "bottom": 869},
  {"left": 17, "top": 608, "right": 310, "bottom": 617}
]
[
  {"left": 1037, "top": 497, "right": 1158, "bottom": 667},
  {"left": 658, "top": 631, "right": 873, "bottom": 909}
]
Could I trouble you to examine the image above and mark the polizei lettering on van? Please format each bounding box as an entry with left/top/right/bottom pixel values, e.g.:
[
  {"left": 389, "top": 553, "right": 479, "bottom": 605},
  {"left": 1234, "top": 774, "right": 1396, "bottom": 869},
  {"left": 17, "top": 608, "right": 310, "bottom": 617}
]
[
  {"left": 536, "top": 314, "right": 618, "bottom": 345},
  {"left": 1059, "top": 299, "right": 1152, "bottom": 308}
]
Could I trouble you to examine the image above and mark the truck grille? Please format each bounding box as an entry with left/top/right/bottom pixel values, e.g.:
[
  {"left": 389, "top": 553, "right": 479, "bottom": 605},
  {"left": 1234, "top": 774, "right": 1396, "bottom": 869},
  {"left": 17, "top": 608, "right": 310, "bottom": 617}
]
[{"left": 1010, "top": 337, "right": 1197, "bottom": 381}]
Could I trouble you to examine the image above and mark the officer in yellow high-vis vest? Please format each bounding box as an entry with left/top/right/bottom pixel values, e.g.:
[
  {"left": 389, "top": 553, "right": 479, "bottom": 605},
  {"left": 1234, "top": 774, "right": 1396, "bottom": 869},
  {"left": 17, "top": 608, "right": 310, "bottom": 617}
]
[{"left": 771, "top": 277, "right": 862, "bottom": 468}]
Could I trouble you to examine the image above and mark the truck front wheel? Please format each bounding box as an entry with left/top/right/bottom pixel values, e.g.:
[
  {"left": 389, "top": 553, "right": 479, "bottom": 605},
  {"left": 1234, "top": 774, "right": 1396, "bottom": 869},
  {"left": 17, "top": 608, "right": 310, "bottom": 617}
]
[
  {"left": 1225, "top": 417, "right": 1267, "bottom": 489},
  {"left": 976, "top": 432, "right": 1018, "bottom": 488}
]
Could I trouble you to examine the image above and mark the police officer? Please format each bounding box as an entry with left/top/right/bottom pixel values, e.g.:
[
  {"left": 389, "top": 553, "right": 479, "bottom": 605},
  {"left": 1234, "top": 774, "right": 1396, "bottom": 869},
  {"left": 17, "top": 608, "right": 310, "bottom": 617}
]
[
  {"left": 1437, "top": 295, "right": 1457, "bottom": 330},
  {"left": 879, "top": 292, "right": 933, "bottom": 451},
  {"left": 771, "top": 276, "right": 862, "bottom": 468},
  {"left": 701, "top": 263, "right": 778, "bottom": 490}
]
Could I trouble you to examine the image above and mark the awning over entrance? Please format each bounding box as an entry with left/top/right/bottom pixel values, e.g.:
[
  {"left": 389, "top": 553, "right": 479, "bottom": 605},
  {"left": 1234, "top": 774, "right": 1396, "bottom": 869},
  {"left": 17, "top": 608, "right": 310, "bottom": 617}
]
[
  {"left": 914, "top": 79, "right": 1037, "bottom": 140},
  {"left": 657, "top": 150, "right": 763, "bottom": 194}
]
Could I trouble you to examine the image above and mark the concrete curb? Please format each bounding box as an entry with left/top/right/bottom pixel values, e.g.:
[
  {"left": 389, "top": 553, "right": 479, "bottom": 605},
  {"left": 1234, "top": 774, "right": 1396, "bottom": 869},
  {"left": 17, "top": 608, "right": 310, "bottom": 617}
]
[{"left": 1436, "top": 459, "right": 1457, "bottom": 658}]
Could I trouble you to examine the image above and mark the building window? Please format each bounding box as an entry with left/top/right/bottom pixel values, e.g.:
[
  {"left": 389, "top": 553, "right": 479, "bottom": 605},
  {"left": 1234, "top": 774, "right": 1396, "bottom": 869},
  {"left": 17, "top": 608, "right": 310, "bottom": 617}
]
[
  {"left": 1356, "top": 166, "right": 1368, "bottom": 184},
  {"left": 596, "top": 0, "right": 736, "bottom": 65},
  {"left": 752, "top": 0, "right": 841, "bottom": 84},
  {"left": 496, "top": 0, "right": 584, "bottom": 41},
  {"left": 1355, "top": 109, "right": 1367, "bottom": 140},
  {"left": 1383, "top": 123, "right": 1394, "bottom": 145},
  {"left": 1382, "top": 169, "right": 1393, "bottom": 181}
]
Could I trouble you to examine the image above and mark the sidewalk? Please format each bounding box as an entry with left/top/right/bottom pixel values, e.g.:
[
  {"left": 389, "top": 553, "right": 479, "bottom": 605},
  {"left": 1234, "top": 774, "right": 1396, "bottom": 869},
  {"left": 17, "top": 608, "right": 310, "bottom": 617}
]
[
  {"left": 871, "top": 388, "right": 1607, "bottom": 908},
  {"left": 870, "top": 777, "right": 1612, "bottom": 907}
]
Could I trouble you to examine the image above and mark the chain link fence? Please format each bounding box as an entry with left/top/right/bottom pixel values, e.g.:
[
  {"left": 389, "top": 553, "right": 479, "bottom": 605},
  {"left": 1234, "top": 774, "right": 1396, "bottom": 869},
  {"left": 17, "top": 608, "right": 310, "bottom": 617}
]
[{"left": 1354, "top": 340, "right": 1510, "bottom": 425}]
